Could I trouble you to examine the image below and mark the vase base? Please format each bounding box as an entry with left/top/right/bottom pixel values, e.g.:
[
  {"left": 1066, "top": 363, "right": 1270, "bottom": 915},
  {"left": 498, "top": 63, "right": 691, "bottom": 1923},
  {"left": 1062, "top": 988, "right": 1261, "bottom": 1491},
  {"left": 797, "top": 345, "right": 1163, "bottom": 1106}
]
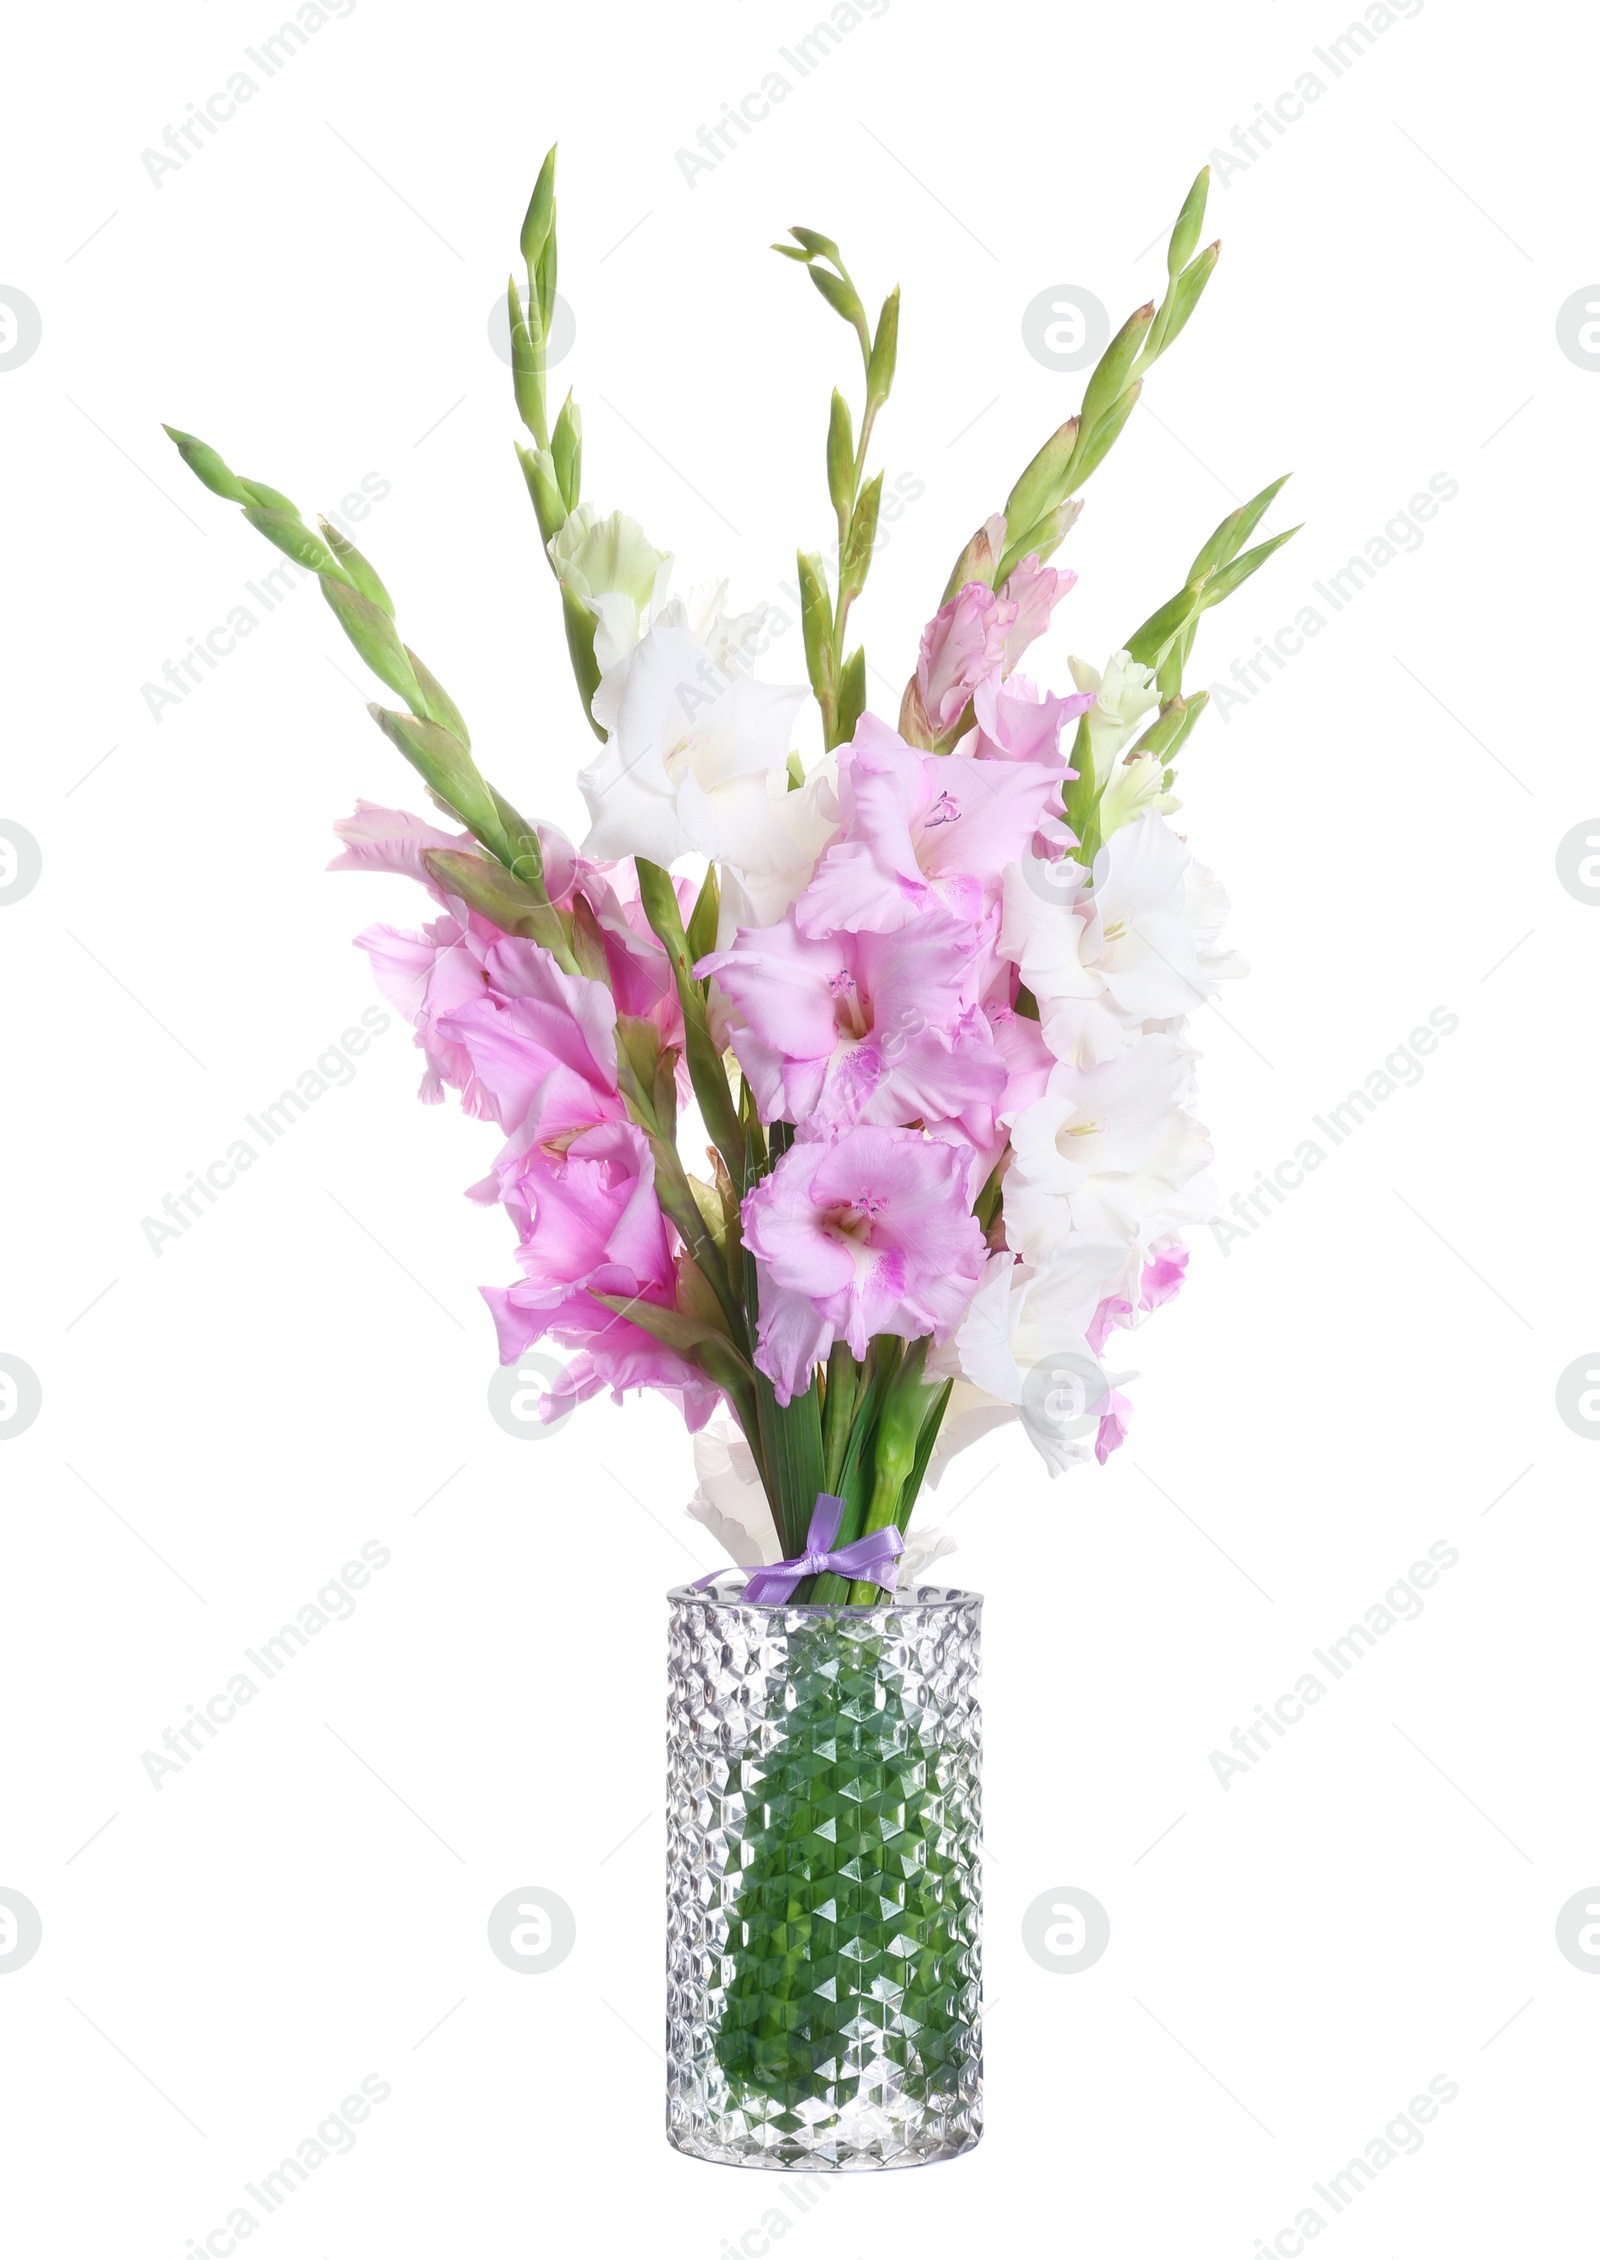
[{"left": 666, "top": 2128, "right": 982, "bottom": 2172}]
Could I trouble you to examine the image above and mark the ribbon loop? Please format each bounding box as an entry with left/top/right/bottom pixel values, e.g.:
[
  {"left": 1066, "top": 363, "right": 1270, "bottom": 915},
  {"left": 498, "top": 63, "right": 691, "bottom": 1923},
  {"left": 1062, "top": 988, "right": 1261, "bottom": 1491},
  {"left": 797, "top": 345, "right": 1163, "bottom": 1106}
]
[{"left": 695, "top": 1492, "right": 905, "bottom": 1605}]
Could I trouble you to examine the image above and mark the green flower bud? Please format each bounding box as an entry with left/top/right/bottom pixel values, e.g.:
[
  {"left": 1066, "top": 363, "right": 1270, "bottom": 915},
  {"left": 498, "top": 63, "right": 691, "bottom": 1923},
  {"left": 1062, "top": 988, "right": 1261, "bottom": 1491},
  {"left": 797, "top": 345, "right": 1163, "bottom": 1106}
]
[
  {"left": 319, "top": 518, "right": 395, "bottom": 618},
  {"left": 551, "top": 392, "right": 582, "bottom": 513},
  {"left": 867, "top": 286, "right": 899, "bottom": 406},
  {"left": 826, "top": 389, "right": 854, "bottom": 521},
  {"left": 405, "top": 646, "right": 470, "bottom": 749},
  {"left": 243, "top": 505, "right": 348, "bottom": 582},
  {"left": 162, "top": 427, "right": 250, "bottom": 503},
  {"left": 1080, "top": 304, "right": 1154, "bottom": 438},
  {"left": 321, "top": 579, "right": 422, "bottom": 706},
  {"left": 1003, "top": 417, "right": 1079, "bottom": 541},
  {"left": 370, "top": 705, "right": 502, "bottom": 850},
  {"left": 520, "top": 146, "right": 557, "bottom": 274},
  {"left": 1168, "top": 167, "right": 1210, "bottom": 276}
]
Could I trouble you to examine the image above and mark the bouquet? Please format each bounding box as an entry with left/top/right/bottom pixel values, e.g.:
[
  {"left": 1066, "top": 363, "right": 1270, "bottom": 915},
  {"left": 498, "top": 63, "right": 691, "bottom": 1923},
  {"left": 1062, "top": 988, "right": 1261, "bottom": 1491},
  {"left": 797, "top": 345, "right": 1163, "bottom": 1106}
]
[
  {"left": 164, "top": 151, "right": 1292, "bottom": 1592},
  {"left": 165, "top": 151, "right": 1296, "bottom": 2168}
]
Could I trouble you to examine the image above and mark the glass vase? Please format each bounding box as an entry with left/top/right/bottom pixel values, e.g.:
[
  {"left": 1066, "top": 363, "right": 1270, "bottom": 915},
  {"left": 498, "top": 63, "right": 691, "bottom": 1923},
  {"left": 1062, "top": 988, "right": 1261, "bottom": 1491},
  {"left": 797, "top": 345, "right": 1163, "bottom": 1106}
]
[{"left": 665, "top": 1575, "right": 983, "bottom": 2169}]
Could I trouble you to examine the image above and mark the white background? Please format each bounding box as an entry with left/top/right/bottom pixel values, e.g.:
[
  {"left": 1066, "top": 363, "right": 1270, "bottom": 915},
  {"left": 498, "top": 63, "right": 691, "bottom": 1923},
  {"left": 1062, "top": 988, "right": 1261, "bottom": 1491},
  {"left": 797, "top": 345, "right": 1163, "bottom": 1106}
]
[{"left": 2, "top": 0, "right": 1596, "bottom": 2252}]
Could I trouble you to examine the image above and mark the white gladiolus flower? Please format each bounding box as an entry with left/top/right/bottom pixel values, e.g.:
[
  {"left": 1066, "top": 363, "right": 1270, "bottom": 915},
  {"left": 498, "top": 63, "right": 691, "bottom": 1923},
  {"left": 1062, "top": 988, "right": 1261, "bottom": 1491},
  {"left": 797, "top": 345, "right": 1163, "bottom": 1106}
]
[
  {"left": 1004, "top": 1033, "right": 1213, "bottom": 1255},
  {"left": 1099, "top": 746, "right": 1180, "bottom": 837},
  {"left": 578, "top": 603, "right": 808, "bottom": 867},
  {"left": 1000, "top": 810, "right": 1240, "bottom": 1065},
  {"left": 713, "top": 758, "right": 841, "bottom": 939},
  {"left": 930, "top": 1246, "right": 1134, "bottom": 1477},
  {"left": 548, "top": 506, "right": 673, "bottom": 671},
  {"left": 686, "top": 1421, "right": 779, "bottom": 1564},
  {"left": 1068, "top": 648, "right": 1160, "bottom": 777},
  {"left": 686, "top": 1417, "right": 955, "bottom": 1577}
]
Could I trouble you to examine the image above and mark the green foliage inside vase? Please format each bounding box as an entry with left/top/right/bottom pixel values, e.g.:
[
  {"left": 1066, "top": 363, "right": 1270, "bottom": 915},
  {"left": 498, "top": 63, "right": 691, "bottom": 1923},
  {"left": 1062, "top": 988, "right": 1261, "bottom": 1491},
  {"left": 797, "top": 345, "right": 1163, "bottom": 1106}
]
[{"left": 713, "top": 1621, "right": 978, "bottom": 2110}]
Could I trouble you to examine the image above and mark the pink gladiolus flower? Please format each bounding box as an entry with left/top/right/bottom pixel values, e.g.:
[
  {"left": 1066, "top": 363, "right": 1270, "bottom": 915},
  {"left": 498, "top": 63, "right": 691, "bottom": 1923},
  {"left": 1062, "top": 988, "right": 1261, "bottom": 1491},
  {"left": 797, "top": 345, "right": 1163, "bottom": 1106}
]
[
  {"left": 968, "top": 672, "right": 1094, "bottom": 770},
  {"left": 796, "top": 715, "right": 1065, "bottom": 935},
  {"left": 911, "top": 555, "right": 1080, "bottom": 742},
  {"left": 1086, "top": 1295, "right": 1134, "bottom": 1356},
  {"left": 698, "top": 906, "right": 1005, "bottom": 1143},
  {"left": 481, "top": 1120, "right": 720, "bottom": 1430},
  {"left": 576, "top": 867, "right": 686, "bottom": 1056},
  {"left": 332, "top": 800, "right": 582, "bottom": 905},
  {"left": 741, "top": 1126, "right": 988, "bottom": 1403},
  {"left": 356, "top": 915, "right": 506, "bottom": 1116},
  {"left": 340, "top": 802, "right": 608, "bottom": 1123},
  {"left": 999, "top": 555, "right": 1077, "bottom": 670},
  {"left": 988, "top": 1007, "right": 1056, "bottom": 1126},
  {"left": 916, "top": 583, "right": 1018, "bottom": 731},
  {"left": 1140, "top": 1238, "right": 1189, "bottom": 1310},
  {"left": 1094, "top": 1389, "right": 1132, "bottom": 1464},
  {"left": 436, "top": 941, "right": 624, "bottom": 1148}
]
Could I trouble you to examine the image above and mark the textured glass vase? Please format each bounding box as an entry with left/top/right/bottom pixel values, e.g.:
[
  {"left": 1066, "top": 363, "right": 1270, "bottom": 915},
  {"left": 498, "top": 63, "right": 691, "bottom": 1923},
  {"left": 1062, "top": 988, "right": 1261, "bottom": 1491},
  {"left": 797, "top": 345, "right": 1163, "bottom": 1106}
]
[{"left": 666, "top": 1576, "right": 982, "bottom": 2169}]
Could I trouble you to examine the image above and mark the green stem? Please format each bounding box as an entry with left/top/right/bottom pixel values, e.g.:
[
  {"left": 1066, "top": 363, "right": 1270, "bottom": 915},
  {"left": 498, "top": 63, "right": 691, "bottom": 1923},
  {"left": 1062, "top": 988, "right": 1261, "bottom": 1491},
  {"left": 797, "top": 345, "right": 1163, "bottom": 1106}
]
[
  {"left": 846, "top": 1341, "right": 932, "bottom": 1603},
  {"left": 635, "top": 860, "right": 746, "bottom": 1188},
  {"left": 821, "top": 1342, "right": 859, "bottom": 1494}
]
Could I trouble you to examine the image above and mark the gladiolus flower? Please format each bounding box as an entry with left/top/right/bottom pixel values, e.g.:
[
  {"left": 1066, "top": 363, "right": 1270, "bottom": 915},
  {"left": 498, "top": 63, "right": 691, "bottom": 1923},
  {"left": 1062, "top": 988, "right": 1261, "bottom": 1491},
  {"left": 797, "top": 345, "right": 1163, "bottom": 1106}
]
[{"left": 741, "top": 1126, "right": 988, "bottom": 1403}]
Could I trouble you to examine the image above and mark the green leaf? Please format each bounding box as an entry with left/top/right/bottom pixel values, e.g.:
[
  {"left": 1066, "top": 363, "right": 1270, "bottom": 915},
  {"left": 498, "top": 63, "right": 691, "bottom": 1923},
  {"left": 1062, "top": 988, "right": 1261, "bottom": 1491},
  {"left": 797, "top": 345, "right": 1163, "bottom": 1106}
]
[
  {"left": 893, "top": 1376, "right": 954, "bottom": 1534},
  {"left": 1124, "top": 578, "right": 1206, "bottom": 668},
  {"left": 810, "top": 1339, "right": 902, "bottom": 1596},
  {"left": 1186, "top": 475, "right": 1292, "bottom": 584},
  {"left": 1195, "top": 523, "right": 1302, "bottom": 609},
  {"left": 753, "top": 1363, "right": 827, "bottom": 1558},
  {"left": 821, "top": 1341, "right": 860, "bottom": 1493},
  {"left": 686, "top": 864, "right": 720, "bottom": 964}
]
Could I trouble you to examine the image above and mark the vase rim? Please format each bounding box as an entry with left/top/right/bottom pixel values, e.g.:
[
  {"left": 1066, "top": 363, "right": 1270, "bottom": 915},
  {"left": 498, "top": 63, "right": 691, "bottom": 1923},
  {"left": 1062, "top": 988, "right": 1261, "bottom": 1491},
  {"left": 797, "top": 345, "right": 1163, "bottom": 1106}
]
[{"left": 667, "top": 1576, "right": 982, "bottom": 1613}]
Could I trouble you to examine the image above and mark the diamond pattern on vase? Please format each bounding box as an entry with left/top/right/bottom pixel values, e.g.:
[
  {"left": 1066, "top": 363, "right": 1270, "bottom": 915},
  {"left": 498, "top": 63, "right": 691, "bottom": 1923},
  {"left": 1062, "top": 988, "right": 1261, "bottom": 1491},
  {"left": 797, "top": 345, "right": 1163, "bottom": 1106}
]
[{"left": 666, "top": 1581, "right": 982, "bottom": 2169}]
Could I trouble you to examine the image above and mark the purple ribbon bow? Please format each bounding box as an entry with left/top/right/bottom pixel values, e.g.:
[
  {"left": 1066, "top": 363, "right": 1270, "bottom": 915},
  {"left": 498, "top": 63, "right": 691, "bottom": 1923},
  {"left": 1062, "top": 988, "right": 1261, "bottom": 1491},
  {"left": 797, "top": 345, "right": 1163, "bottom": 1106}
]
[{"left": 699, "top": 1492, "right": 904, "bottom": 1604}]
